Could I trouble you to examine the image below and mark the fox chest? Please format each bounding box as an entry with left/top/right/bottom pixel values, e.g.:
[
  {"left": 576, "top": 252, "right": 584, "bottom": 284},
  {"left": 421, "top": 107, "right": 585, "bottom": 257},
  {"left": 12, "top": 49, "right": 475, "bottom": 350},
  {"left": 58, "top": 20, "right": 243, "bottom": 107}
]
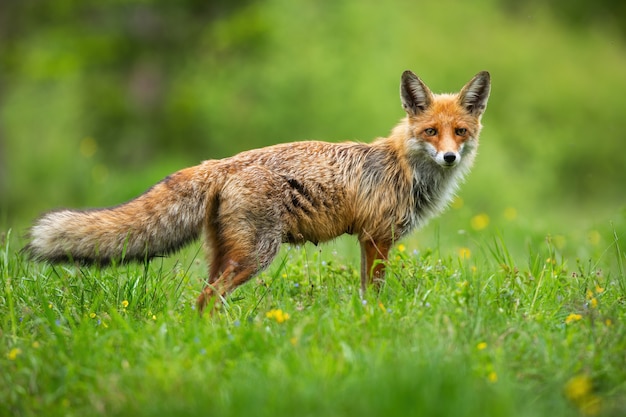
[
  {"left": 408, "top": 171, "right": 458, "bottom": 228},
  {"left": 363, "top": 170, "right": 454, "bottom": 239}
]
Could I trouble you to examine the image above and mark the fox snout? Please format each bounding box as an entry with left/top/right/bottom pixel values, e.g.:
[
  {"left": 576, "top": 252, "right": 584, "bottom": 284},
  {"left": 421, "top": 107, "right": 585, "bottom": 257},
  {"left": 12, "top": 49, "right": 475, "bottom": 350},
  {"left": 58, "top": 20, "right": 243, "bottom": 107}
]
[{"left": 437, "top": 150, "right": 461, "bottom": 167}]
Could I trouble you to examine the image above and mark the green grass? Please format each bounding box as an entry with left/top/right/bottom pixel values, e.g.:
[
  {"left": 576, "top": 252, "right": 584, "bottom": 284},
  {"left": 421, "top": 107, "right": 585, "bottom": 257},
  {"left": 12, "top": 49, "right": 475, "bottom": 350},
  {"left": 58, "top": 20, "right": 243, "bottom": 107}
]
[{"left": 2, "top": 221, "right": 626, "bottom": 417}]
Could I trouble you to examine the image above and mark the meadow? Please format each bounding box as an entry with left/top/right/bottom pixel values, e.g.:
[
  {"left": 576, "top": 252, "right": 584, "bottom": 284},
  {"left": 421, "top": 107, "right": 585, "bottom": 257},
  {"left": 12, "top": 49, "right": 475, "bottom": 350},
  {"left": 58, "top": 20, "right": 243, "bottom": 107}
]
[
  {"left": 1, "top": 217, "right": 625, "bottom": 416},
  {"left": 2, "top": 0, "right": 626, "bottom": 415}
]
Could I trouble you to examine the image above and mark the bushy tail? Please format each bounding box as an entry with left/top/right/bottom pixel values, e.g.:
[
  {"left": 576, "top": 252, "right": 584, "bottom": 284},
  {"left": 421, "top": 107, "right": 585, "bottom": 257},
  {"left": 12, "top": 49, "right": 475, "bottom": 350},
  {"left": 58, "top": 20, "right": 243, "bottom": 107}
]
[{"left": 24, "top": 164, "right": 213, "bottom": 264}]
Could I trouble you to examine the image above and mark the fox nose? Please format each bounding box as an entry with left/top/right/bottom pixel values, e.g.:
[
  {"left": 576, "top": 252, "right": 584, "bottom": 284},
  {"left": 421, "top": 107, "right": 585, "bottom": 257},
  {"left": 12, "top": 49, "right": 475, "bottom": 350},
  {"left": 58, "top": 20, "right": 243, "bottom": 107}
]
[{"left": 443, "top": 152, "right": 457, "bottom": 164}]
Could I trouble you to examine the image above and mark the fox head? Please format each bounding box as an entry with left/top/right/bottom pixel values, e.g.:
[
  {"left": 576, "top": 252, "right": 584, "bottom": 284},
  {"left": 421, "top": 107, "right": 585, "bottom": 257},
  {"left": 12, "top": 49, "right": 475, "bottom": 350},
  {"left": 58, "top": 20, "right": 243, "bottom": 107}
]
[{"left": 400, "top": 71, "right": 490, "bottom": 169}]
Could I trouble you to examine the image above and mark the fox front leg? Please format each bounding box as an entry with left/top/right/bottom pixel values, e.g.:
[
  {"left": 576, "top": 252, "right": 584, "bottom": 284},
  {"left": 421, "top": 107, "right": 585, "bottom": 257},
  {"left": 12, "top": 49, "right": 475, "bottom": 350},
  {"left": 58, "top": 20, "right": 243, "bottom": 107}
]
[{"left": 359, "top": 239, "right": 390, "bottom": 297}]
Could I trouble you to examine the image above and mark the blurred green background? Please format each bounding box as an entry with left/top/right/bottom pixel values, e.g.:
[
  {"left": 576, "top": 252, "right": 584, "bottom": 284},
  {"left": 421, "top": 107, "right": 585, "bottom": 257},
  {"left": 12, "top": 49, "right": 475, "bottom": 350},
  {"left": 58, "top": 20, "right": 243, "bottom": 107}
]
[{"left": 1, "top": 0, "right": 625, "bottom": 246}]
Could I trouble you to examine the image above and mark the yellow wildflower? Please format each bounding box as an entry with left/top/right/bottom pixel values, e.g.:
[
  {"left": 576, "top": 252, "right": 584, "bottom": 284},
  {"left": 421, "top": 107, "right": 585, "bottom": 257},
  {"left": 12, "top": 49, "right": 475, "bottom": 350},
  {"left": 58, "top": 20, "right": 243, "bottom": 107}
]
[
  {"left": 476, "top": 342, "right": 487, "bottom": 350},
  {"left": 565, "top": 313, "right": 582, "bottom": 324},
  {"left": 7, "top": 348, "right": 22, "bottom": 361},
  {"left": 590, "top": 298, "right": 598, "bottom": 309},
  {"left": 458, "top": 247, "right": 471, "bottom": 260},
  {"left": 121, "top": 300, "right": 129, "bottom": 308},
  {"left": 594, "top": 285, "right": 604, "bottom": 294},
  {"left": 488, "top": 372, "right": 498, "bottom": 383},
  {"left": 470, "top": 213, "right": 490, "bottom": 231},
  {"left": 89, "top": 312, "right": 97, "bottom": 319},
  {"left": 565, "top": 374, "right": 601, "bottom": 416},
  {"left": 566, "top": 375, "right": 592, "bottom": 400},
  {"left": 397, "top": 244, "right": 406, "bottom": 252},
  {"left": 605, "top": 319, "right": 612, "bottom": 327},
  {"left": 266, "top": 309, "right": 290, "bottom": 324}
]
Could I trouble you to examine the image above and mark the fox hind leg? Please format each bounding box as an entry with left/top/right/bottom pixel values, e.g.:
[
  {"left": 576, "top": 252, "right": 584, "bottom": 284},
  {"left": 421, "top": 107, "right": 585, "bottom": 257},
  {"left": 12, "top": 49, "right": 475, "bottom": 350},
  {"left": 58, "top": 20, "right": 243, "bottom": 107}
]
[
  {"left": 196, "top": 261, "right": 257, "bottom": 313},
  {"left": 197, "top": 223, "right": 282, "bottom": 314},
  {"left": 197, "top": 168, "right": 287, "bottom": 314}
]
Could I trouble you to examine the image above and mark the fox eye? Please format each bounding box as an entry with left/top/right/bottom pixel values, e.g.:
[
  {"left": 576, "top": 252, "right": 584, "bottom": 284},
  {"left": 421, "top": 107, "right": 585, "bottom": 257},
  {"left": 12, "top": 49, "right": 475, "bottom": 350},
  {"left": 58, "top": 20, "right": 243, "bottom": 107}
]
[
  {"left": 424, "top": 128, "right": 437, "bottom": 136},
  {"left": 455, "top": 128, "right": 467, "bottom": 136}
]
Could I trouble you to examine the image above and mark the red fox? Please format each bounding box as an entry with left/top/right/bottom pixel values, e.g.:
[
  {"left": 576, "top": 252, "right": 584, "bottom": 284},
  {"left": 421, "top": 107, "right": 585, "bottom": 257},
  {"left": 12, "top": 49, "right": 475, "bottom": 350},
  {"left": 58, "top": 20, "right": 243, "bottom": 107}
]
[{"left": 25, "top": 70, "right": 491, "bottom": 312}]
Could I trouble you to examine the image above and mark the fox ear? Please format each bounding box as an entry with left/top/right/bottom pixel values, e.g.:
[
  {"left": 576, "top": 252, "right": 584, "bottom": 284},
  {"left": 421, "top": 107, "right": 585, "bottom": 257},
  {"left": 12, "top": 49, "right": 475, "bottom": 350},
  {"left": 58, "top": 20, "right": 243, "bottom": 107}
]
[
  {"left": 459, "top": 71, "right": 491, "bottom": 116},
  {"left": 400, "top": 70, "right": 433, "bottom": 116}
]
